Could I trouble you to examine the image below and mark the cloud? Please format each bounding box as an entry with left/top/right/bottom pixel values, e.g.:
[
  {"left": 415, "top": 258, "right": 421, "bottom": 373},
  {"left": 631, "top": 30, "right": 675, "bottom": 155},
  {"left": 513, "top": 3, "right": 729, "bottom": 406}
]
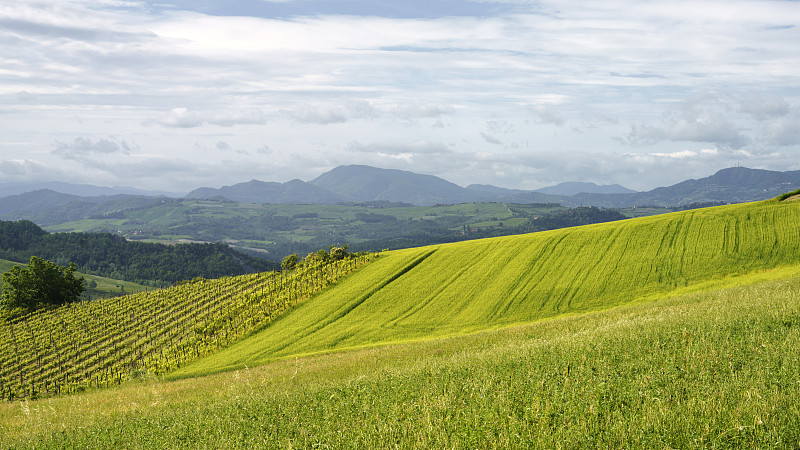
[
  {"left": 2, "top": 1, "right": 799, "bottom": 193},
  {"left": 283, "top": 101, "right": 379, "bottom": 124},
  {"left": 145, "top": 108, "right": 268, "bottom": 128},
  {"left": 765, "top": 110, "right": 800, "bottom": 146},
  {"left": 391, "top": 103, "right": 456, "bottom": 119},
  {"left": 649, "top": 148, "right": 720, "bottom": 159},
  {"left": 53, "top": 137, "right": 133, "bottom": 160},
  {"left": 0, "top": 16, "right": 155, "bottom": 43},
  {"left": 625, "top": 119, "right": 749, "bottom": 149},
  {"left": 485, "top": 120, "right": 514, "bottom": 134},
  {"left": 623, "top": 93, "right": 750, "bottom": 149},
  {"left": 738, "top": 93, "right": 790, "bottom": 120},
  {"left": 347, "top": 140, "right": 452, "bottom": 156},
  {"left": 530, "top": 105, "right": 566, "bottom": 127},
  {"left": 0, "top": 159, "right": 50, "bottom": 178},
  {"left": 152, "top": 108, "right": 204, "bottom": 128},
  {"left": 481, "top": 132, "right": 503, "bottom": 145}
]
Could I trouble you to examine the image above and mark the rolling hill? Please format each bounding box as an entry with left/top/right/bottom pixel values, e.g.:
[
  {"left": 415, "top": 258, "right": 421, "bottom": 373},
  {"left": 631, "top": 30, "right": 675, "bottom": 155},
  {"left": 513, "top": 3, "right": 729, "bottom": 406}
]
[
  {"left": 173, "top": 197, "right": 800, "bottom": 377},
  {"left": 2, "top": 195, "right": 800, "bottom": 446}
]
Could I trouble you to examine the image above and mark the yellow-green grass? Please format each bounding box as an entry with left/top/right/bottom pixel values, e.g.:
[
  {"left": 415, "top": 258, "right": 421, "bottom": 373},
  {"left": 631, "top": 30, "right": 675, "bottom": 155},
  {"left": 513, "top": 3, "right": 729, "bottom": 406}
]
[
  {"left": 174, "top": 199, "right": 800, "bottom": 377},
  {"left": 1, "top": 269, "right": 798, "bottom": 448}
]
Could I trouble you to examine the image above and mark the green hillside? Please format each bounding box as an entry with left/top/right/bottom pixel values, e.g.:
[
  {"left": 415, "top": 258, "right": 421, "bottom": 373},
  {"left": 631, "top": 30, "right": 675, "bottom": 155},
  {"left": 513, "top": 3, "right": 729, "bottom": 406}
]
[
  {"left": 2, "top": 269, "right": 799, "bottom": 447},
  {"left": 2, "top": 198, "right": 800, "bottom": 446},
  {"left": 175, "top": 199, "right": 800, "bottom": 377}
]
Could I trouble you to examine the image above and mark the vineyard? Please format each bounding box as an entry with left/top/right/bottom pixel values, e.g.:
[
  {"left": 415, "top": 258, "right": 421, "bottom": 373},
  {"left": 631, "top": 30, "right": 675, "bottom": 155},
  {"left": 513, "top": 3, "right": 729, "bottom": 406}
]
[{"left": 0, "top": 252, "right": 372, "bottom": 400}]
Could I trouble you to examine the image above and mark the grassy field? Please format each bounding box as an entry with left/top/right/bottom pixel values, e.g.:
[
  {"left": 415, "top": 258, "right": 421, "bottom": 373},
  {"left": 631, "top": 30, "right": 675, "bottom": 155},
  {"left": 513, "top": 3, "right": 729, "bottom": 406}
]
[
  {"left": 2, "top": 198, "right": 799, "bottom": 446},
  {"left": 1, "top": 269, "right": 798, "bottom": 447},
  {"left": 174, "top": 199, "right": 800, "bottom": 377}
]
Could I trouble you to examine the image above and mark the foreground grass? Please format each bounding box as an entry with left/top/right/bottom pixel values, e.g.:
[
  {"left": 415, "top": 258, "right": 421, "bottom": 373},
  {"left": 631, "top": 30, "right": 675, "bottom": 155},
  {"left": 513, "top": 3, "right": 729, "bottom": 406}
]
[{"left": 2, "top": 269, "right": 799, "bottom": 448}]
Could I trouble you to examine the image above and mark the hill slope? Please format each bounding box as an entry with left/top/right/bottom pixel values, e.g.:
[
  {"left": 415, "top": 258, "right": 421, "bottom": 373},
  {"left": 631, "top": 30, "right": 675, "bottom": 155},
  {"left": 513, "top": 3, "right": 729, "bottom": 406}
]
[{"left": 174, "top": 198, "right": 800, "bottom": 377}]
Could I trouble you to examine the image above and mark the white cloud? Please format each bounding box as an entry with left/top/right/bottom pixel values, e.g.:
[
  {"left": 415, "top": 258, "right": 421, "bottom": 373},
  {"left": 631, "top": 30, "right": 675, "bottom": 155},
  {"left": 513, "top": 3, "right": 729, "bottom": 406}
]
[
  {"left": 53, "top": 137, "right": 133, "bottom": 158},
  {"left": 765, "top": 110, "right": 800, "bottom": 146},
  {"left": 623, "top": 93, "right": 750, "bottom": 149},
  {"left": 650, "top": 148, "right": 720, "bottom": 159},
  {"left": 147, "top": 108, "right": 267, "bottom": 128},
  {"left": 530, "top": 105, "right": 566, "bottom": 127}
]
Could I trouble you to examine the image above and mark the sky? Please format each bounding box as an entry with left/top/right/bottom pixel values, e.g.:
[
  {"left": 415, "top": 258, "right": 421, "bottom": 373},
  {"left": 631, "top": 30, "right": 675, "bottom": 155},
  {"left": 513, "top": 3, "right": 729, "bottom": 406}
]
[{"left": 1, "top": 0, "right": 799, "bottom": 195}]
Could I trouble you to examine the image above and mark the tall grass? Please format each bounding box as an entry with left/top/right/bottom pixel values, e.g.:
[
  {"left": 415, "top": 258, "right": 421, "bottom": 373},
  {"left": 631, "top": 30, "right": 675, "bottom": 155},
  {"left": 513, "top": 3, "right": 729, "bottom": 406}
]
[{"left": 2, "top": 268, "right": 798, "bottom": 448}]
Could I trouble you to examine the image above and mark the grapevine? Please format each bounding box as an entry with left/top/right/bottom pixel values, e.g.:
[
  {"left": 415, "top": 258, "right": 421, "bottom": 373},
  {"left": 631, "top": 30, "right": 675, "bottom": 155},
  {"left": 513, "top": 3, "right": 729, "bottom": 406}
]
[{"left": 0, "top": 251, "right": 373, "bottom": 400}]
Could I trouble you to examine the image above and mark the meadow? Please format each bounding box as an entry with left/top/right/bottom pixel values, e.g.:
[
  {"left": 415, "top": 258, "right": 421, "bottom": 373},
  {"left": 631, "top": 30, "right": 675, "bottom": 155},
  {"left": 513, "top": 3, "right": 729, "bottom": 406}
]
[
  {"left": 175, "top": 199, "right": 800, "bottom": 377},
  {"left": 1, "top": 269, "right": 798, "bottom": 447},
  {"left": 1, "top": 198, "right": 799, "bottom": 446}
]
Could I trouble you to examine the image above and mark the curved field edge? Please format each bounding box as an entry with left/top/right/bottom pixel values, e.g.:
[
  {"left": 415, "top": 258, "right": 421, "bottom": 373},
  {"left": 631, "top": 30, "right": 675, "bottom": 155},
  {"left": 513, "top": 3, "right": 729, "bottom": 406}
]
[
  {"left": 173, "top": 200, "right": 800, "bottom": 378},
  {"left": 0, "top": 255, "right": 372, "bottom": 400},
  {"left": 2, "top": 269, "right": 799, "bottom": 448}
]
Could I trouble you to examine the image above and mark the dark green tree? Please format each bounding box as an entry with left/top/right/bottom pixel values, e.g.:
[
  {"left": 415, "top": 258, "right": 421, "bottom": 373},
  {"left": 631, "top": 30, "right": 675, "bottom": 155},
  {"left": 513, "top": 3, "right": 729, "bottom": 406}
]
[
  {"left": 329, "top": 244, "right": 349, "bottom": 261},
  {"left": 1, "top": 256, "right": 85, "bottom": 313},
  {"left": 281, "top": 253, "right": 299, "bottom": 271}
]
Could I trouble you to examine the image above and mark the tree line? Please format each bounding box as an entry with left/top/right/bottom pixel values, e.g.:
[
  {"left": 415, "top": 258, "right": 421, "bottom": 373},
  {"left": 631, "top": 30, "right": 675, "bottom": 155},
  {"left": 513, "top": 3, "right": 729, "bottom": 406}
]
[{"left": 0, "top": 220, "right": 276, "bottom": 286}]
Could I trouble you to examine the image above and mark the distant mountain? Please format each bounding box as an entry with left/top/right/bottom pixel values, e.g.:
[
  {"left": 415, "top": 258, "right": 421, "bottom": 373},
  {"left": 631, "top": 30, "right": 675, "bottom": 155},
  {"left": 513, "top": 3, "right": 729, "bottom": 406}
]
[
  {"left": 535, "top": 181, "right": 636, "bottom": 196},
  {"left": 8, "top": 166, "right": 799, "bottom": 216},
  {"left": 185, "top": 179, "right": 347, "bottom": 204},
  {"left": 310, "top": 165, "right": 492, "bottom": 205},
  {"left": 0, "top": 190, "right": 165, "bottom": 226},
  {"left": 0, "top": 181, "right": 176, "bottom": 198},
  {"left": 186, "top": 165, "right": 800, "bottom": 207},
  {"left": 561, "top": 167, "right": 800, "bottom": 208}
]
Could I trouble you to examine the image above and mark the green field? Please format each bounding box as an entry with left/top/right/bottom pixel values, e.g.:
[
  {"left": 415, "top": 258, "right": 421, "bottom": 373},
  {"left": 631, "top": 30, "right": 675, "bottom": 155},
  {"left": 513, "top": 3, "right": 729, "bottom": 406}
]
[
  {"left": 2, "top": 198, "right": 800, "bottom": 447},
  {"left": 1, "top": 269, "right": 798, "bottom": 447},
  {"left": 174, "top": 199, "right": 800, "bottom": 377}
]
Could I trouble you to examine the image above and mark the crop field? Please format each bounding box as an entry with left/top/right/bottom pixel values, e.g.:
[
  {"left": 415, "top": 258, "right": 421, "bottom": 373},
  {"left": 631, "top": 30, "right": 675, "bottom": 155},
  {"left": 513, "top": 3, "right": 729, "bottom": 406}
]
[
  {"left": 1, "top": 268, "right": 798, "bottom": 447},
  {"left": 0, "top": 254, "right": 371, "bottom": 400},
  {"left": 175, "top": 199, "right": 800, "bottom": 377}
]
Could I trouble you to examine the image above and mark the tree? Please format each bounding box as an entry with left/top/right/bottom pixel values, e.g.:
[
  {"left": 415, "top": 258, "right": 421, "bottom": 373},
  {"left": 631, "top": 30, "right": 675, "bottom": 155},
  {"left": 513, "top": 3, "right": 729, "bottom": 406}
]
[
  {"left": 329, "top": 244, "right": 349, "bottom": 261},
  {"left": 281, "top": 253, "right": 299, "bottom": 271},
  {"left": 1, "top": 256, "right": 85, "bottom": 313}
]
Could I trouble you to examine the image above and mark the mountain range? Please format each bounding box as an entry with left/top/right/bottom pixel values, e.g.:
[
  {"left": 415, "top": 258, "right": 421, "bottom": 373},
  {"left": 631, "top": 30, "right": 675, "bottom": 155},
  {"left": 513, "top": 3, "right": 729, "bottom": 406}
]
[
  {"left": 184, "top": 165, "right": 800, "bottom": 207},
  {"left": 185, "top": 165, "right": 637, "bottom": 206},
  {"left": 2, "top": 167, "right": 799, "bottom": 220}
]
